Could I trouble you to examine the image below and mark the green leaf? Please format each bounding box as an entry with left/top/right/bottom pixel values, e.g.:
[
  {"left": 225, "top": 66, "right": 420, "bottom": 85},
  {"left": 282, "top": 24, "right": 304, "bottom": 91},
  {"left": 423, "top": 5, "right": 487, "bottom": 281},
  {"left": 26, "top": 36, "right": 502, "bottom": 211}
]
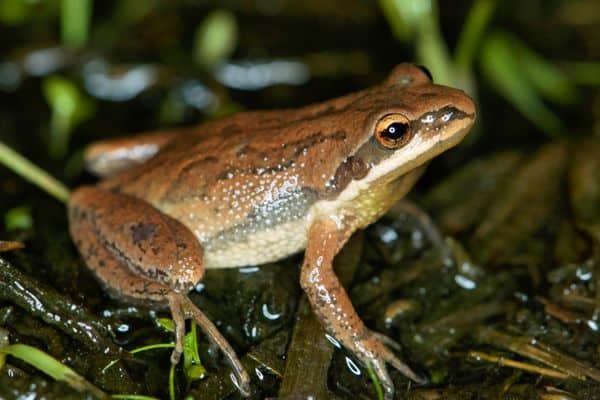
[
  {"left": 193, "top": 10, "right": 238, "bottom": 68},
  {"left": 156, "top": 318, "right": 176, "bottom": 333},
  {"left": 4, "top": 205, "right": 32, "bottom": 231},
  {"left": 480, "top": 31, "right": 563, "bottom": 136},
  {"left": 42, "top": 75, "right": 94, "bottom": 158},
  {"left": 183, "top": 322, "right": 206, "bottom": 382}
]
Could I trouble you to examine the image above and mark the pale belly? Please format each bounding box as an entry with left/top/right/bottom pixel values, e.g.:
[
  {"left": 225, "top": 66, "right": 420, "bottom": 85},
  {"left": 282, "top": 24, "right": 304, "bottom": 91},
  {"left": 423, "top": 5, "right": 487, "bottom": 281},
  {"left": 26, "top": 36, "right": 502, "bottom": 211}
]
[{"left": 201, "top": 218, "right": 311, "bottom": 269}]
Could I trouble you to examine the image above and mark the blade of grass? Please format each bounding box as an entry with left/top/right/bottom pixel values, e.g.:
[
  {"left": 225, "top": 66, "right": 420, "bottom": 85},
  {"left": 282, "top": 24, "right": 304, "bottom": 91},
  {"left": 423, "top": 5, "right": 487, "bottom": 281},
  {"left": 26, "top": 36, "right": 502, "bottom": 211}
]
[
  {"left": 454, "top": 0, "right": 497, "bottom": 70},
  {"left": 366, "top": 363, "right": 385, "bottom": 400},
  {"left": 61, "top": 0, "right": 92, "bottom": 49},
  {"left": 102, "top": 343, "right": 175, "bottom": 372},
  {"left": 0, "top": 141, "right": 70, "bottom": 203},
  {"left": 169, "top": 362, "right": 176, "bottom": 400},
  {"left": 480, "top": 31, "right": 563, "bottom": 135},
  {"left": 0, "top": 343, "right": 106, "bottom": 398}
]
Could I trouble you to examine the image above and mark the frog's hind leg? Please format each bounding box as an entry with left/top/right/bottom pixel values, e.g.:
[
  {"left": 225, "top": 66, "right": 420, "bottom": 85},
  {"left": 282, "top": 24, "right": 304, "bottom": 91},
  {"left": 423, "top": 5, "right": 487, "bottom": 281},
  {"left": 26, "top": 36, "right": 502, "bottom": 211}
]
[
  {"left": 84, "top": 130, "right": 179, "bottom": 177},
  {"left": 168, "top": 293, "right": 251, "bottom": 396},
  {"left": 68, "top": 186, "right": 250, "bottom": 395},
  {"left": 389, "top": 200, "right": 453, "bottom": 263}
]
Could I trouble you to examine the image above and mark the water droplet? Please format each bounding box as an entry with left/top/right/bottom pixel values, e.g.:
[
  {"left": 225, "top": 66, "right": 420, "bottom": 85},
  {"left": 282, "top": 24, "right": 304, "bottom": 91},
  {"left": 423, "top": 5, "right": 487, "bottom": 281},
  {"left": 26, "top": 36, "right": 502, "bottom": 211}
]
[
  {"left": 345, "top": 356, "right": 361, "bottom": 375},
  {"left": 454, "top": 274, "right": 476, "bottom": 290},
  {"left": 262, "top": 303, "right": 282, "bottom": 321},
  {"left": 325, "top": 334, "right": 342, "bottom": 349}
]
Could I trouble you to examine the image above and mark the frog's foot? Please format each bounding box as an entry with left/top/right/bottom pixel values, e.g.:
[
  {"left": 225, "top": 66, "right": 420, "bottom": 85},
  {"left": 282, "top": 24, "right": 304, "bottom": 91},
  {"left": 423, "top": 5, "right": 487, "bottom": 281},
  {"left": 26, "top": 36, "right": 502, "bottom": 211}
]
[
  {"left": 167, "top": 293, "right": 251, "bottom": 397},
  {"left": 357, "top": 329, "right": 426, "bottom": 397}
]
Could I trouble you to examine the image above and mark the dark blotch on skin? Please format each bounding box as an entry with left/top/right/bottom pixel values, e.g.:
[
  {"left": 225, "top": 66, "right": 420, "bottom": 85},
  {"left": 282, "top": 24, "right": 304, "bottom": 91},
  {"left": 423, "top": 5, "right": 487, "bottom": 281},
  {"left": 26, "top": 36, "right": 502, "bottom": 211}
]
[
  {"left": 348, "top": 156, "right": 369, "bottom": 179},
  {"left": 131, "top": 222, "right": 156, "bottom": 245},
  {"left": 326, "top": 155, "right": 370, "bottom": 196}
]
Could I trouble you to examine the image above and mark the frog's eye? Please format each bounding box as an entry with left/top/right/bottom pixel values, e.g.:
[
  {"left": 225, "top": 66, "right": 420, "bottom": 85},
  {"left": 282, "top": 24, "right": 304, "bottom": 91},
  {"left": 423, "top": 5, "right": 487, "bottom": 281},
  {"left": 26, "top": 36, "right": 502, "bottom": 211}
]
[{"left": 375, "top": 114, "right": 412, "bottom": 149}]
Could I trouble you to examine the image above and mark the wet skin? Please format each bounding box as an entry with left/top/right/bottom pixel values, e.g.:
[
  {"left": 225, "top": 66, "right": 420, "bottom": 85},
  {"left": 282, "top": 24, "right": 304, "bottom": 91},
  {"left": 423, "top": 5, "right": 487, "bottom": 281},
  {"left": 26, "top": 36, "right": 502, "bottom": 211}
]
[{"left": 68, "top": 64, "right": 476, "bottom": 398}]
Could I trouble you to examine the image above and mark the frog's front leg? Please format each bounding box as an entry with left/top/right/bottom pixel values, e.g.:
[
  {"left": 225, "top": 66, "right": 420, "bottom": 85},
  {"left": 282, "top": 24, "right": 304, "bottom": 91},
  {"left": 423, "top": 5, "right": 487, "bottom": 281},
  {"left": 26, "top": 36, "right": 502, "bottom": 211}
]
[
  {"left": 68, "top": 186, "right": 250, "bottom": 395},
  {"left": 300, "top": 218, "right": 424, "bottom": 398}
]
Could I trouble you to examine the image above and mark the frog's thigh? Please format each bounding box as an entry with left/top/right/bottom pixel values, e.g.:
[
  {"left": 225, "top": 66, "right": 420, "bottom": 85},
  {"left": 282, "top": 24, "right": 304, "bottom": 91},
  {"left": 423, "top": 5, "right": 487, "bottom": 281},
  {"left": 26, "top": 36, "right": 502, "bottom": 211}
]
[
  {"left": 84, "top": 131, "right": 178, "bottom": 177},
  {"left": 69, "top": 186, "right": 204, "bottom": 295},
  {"left": 72, "top": 214, "right": 169, "bottom": 304}
]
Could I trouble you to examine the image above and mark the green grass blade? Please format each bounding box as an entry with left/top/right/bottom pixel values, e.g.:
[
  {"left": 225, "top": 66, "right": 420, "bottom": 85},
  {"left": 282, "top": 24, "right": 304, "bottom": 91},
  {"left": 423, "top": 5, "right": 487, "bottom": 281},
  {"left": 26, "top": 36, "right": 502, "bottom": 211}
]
[
  {"left": 366, "top": 363, "right": 384, "bottom": 400},
  {"left": 0, "top": 141, "right": 70, "bottom": 203},
  {"left": 169, "top": 362, "right": 176, "bottom": 400},
  {"left": 130, "top": 343, "right": 175, "bottom": 354},
  {"left": 102, "top": 343, "right": 174, "bottom": 372},
  {"left": 454, "top": 0, "right": 496, "bottom": 70},
  {"left": 61, "top": 0, "right": 92, "bottom": 49},
  {"left": 0, "top": 343, "right": 106, "bottom": 398},
  {"left": 480, "top": 31, "right": 563, "bottom": 135}
]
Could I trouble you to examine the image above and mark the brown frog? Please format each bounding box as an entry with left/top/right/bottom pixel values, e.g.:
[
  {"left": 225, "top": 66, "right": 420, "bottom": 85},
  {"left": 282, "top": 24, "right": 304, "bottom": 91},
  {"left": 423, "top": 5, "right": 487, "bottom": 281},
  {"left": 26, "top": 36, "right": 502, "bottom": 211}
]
[{"left": 68, "top": 64, "right": 476, "bottom": 398}]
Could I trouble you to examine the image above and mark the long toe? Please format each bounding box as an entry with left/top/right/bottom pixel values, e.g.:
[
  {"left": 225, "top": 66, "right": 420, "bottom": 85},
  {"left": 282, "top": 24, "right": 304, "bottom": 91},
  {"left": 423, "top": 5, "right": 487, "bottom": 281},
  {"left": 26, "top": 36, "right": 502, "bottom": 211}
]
[
  {"left": 371, "top": 358, "right": 395, "bottom": 400},
  {"left": 384, "top": 349, "right": 426, "bottom": 384},
  {"left": 370, "top": 331, "right": 403, "bottom": 351},
  {"left": 231, "top": 369, "right": 251, "bottom": 397}
]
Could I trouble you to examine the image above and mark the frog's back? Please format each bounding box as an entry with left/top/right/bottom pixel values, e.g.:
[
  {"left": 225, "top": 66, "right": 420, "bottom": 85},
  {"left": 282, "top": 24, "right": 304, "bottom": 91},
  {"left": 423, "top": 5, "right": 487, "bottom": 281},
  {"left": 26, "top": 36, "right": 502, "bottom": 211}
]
[{"left": 101, "top": 96, "right": 366, "bottom": 268}]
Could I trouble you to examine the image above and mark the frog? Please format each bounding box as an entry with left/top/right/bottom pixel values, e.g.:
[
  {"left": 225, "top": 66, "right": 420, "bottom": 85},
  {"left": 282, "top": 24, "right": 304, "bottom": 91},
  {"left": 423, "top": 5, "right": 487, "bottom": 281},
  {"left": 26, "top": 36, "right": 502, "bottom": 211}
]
[{"left": 68, "top": 63, "right": 476, "bottom": 398}]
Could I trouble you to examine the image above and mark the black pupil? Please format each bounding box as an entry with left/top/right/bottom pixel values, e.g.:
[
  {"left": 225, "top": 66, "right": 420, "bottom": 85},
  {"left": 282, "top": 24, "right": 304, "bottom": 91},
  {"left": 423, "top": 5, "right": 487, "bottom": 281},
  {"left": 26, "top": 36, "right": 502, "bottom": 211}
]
[{"left": 383, "top": 122, "right": 408, "bottom": 140}]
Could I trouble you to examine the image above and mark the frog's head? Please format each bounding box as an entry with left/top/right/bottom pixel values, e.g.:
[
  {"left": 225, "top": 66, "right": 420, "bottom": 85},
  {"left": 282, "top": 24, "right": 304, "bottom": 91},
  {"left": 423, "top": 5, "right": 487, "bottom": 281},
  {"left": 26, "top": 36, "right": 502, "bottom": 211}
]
[{"left": 349, "top": 63, "right": 476, "bottom": 185}]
